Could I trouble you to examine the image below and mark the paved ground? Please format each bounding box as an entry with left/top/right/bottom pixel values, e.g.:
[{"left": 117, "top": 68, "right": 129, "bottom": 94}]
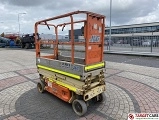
[
  {"left": 0, "top": 48, "right": 159, "bottom": 120},
  {"left": 57, "top": 44, "right": 159, "bottom": 53}
]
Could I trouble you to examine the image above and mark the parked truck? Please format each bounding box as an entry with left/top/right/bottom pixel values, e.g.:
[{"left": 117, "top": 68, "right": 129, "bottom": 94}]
[{"left": 21, "top": 33, "right": 35, "bottom": 49}]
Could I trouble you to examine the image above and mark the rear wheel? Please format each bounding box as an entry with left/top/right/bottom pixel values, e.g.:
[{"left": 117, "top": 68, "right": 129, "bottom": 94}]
[
  {"left": 37, "top": 81, "right": 45, "bottom": 93},
  {"left": 24, "top": 43, "right": 29, "bottom": 49},
  {"left": 98, "top": 93, "right": 105, "bottom": 102},
  {"left": 92, "top": 93, "right": 106, "bottom": 103},
  {"left": 21, "top": 43, "right": 25, "bottom": 48},
  {"left": 29, "top": 43, "right": 32, "bottom": 49},
  {"left": 72, "top": 99, "right": 87, "bottom": 116}
]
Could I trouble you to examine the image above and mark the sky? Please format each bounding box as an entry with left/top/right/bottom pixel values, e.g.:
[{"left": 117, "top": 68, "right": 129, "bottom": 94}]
[{"left": 0, "top": 0, "right": 159, "bottom": 35}]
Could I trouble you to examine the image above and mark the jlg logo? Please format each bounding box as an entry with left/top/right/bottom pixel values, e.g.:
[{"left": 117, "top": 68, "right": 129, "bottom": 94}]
[{"left": 90, "top": 35, "right": 100, "bottom": 42}]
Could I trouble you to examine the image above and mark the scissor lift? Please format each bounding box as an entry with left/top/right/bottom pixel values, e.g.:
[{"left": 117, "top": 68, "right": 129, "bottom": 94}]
[{"left": 35, "top": 11, "right": 106, "bottom": 116}]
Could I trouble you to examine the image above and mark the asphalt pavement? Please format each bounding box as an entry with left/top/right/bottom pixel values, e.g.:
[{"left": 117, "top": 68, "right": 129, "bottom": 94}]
[
  {"left": 3, "top": 47, "right": 159, "bottom": 68},
  {"left": 54, "top": 50, "right": 159, "bottom": 68}
]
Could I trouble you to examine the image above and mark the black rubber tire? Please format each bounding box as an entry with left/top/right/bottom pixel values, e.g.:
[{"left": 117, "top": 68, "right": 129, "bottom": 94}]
[
  {"left": 92, "top": 93, "right": 106, "bottom": 103},
  {"left": 21, "top": 43, "right": 25, "bottom": 48},
  {"left": 98, "top": 93, "right": 106, "bottom": 102},
  {"left": 39, "top": 75, "right": 45, "bottom": 84},
  {"left": 24, "top": 43, "right": 29, "bottom": 49},
  {"left": 72, "top": 99, "right": 87, "bottom": 116},
  {"left": 29, "top": 43, "right": 32, "bottom": 49},
  {"left": 92, "top": 96, "right": 98, "bottom": 103},
  {"left": 37, "top": 81, "right": 45, "bottom": 93}
]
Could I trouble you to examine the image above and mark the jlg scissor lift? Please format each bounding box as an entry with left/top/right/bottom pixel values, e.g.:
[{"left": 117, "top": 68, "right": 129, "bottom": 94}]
[{"left": 35, "top": 11, "right": 106, "bottom": 116}]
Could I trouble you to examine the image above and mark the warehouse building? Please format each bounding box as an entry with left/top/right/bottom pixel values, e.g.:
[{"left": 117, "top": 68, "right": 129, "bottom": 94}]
[
  {"left": 105, "top": 22, "right": 159, "bottom": 44},
  {"left": 68, "top": 22, "right": 159, "bottom": 46}
]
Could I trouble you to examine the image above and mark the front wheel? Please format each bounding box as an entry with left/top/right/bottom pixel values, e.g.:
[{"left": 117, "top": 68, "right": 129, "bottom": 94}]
[{"left": 72, "top": 99, "right": 87, "bottom": 116}]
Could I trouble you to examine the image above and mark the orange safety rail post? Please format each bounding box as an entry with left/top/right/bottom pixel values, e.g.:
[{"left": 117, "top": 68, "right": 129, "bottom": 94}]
[
  {"left": 85, "top": 13, "right": 105, "bottom": 64},
  {"left": 34, "top": 10, "right": 105, "bottom": 65}
]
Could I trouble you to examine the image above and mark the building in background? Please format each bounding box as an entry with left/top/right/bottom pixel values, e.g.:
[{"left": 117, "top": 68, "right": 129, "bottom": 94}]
[
  {"left": 40, "top": 34, "right": 69, "bottom": 42},
  {"left": 66, "top": 22, "right": 159, "bottom": 46},
  {"left": 69, "top": 29, "right": 83, "bottom": 42},
  {"left": 68, "top": 22, "right": 159, "bottom": 44},
  {"left": 105, "top": 22, "right": 159, "bottom": 45}
]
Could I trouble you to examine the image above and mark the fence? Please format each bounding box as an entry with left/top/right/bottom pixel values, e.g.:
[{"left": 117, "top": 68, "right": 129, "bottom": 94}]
[{"left": 105, "top": 39, "right": 159, "bottom": 53}]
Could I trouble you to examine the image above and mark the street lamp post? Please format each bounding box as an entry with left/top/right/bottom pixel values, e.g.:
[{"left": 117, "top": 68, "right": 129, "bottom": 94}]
[
  {"left": 151, "top": 32, "right": 153, "bottom": 52},
  {"left": 131, "top": 33, "right": 134, "bottom": 51},
  {"left": 109, "top": 0, "right": 112, "bottom": 50},
  {"left": 18, "top": 13, "right": 26, "bottom": 37},
  {"left": 0, "top": 22, "right": 4, "bottom": 35}
]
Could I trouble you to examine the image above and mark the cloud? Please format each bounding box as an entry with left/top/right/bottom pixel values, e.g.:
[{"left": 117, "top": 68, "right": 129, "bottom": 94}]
[
  {"left": 109, "top": 0, "right": 159, "bottom": 25},
  {"left": 0, "top": 0, "right": 48, "bottom": 7},
  {"left": 0, "top": 0, "right": 159, "bottom": 34}
]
